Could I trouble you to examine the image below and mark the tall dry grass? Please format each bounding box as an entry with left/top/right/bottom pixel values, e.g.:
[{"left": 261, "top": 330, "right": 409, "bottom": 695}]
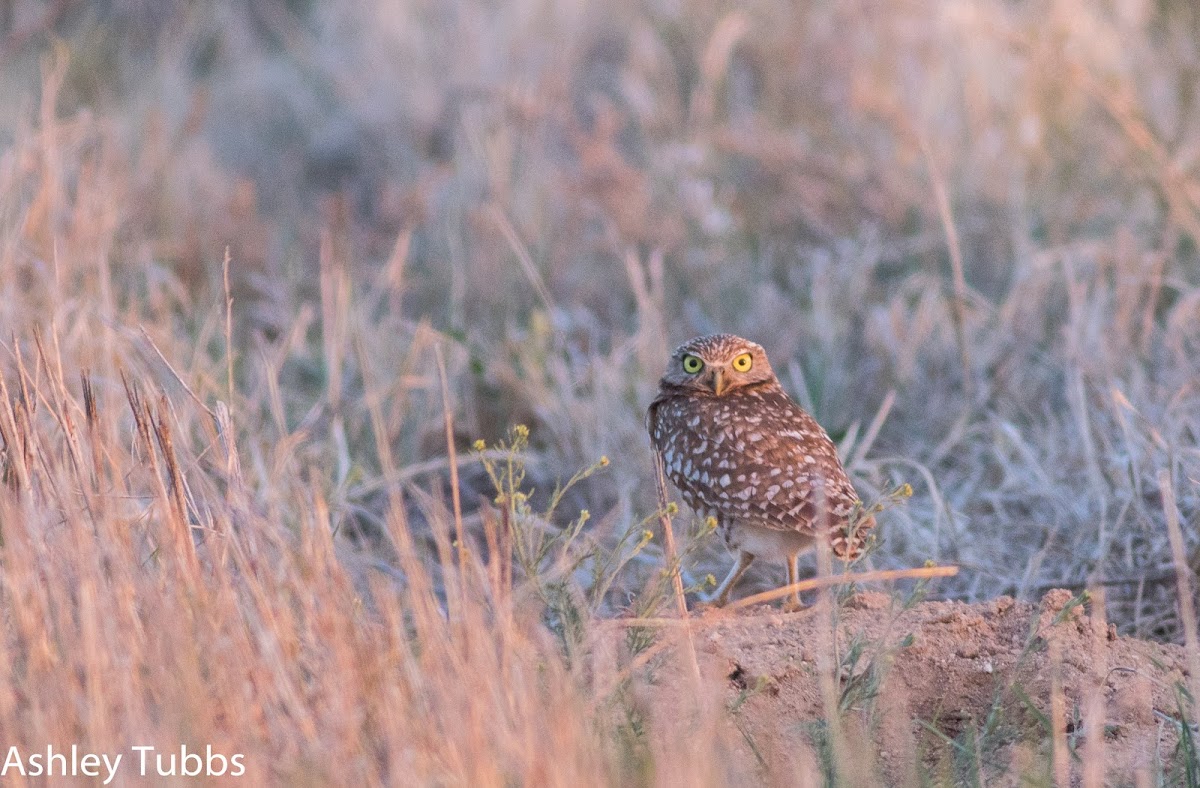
[
  {"left": 0, "top": 351, "right": 697, "bottom": 783},
  {"left": 1, "top": 0, "right": 1199, "bottom": 783}
]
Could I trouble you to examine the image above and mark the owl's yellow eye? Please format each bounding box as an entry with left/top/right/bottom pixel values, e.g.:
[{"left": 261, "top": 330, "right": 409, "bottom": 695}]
[
  {"left": 682, "top": 354, "right": 704, "bottom": 374},
  {"left": 732, "top": 353, "right": 753, "bottom": 372}
]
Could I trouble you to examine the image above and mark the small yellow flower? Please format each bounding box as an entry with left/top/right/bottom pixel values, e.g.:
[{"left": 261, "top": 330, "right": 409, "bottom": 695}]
[
  {"left": 642, "top": 530, "right": 654, "bottom": 541},
  {"left": 666, "top": 502, "right": 679, "bottom": 515},
  {"left": 472, "top": 439, "right": 486, "bottom": 452},
  {"left": 579, "top": 510, "right": 590, "bottom": 522},
  {"left": 599, "top": 455, "right": 609, "bottom": 467},
  {"left": 705, "top": 574, "right": 717, "bottom": 587},
  {"left": 900, "top": 483, "right": 913, "bottom": 498}
]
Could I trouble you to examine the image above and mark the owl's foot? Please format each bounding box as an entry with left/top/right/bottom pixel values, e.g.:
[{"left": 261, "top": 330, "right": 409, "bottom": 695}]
[
  {"left": 702, "top": 551, "right": 755, "bottom": 611},
  {"left": 696, "top": 590, "right": 732, "bottom": 609},
  {"left": 781, "top": 595, "right": 805, "bottom": 613}
]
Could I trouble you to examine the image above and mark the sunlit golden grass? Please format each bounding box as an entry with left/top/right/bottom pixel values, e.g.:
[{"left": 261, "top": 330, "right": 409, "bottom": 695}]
[
  {"left": 1, "top": 0, "right": 1199, "bottom": 783},
  {"left": 0, "top": 370, "right": 601, "bottom": 784}
]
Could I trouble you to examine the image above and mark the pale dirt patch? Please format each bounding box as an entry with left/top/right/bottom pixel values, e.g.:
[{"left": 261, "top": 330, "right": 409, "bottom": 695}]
[{"left": 649, "top": 589, "right": 1192, "bottom": 784}]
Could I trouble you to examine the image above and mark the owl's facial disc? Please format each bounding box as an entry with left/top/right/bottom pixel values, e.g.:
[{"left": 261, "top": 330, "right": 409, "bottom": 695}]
[{"left": 660, "top": 334, "right": 775, "bottom": 396}]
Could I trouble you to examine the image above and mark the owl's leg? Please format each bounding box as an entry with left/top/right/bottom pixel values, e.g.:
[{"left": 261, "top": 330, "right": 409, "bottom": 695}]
[
  {"left": 781, "top": 554, "right": 805, "bottom": 612},
  {"left": 709, "top": 550, "right": 755, "bottom": 607}
]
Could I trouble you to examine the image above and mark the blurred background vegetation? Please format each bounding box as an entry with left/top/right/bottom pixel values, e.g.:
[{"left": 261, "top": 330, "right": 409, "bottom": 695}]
[{"left": 2, "top": 0, "right": 1199, "bottom": 640}]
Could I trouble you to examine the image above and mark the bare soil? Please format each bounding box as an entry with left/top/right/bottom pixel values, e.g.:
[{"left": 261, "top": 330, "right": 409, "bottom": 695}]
[{"left": 685, "top": 589, "right": 1193, "bottom": 785}]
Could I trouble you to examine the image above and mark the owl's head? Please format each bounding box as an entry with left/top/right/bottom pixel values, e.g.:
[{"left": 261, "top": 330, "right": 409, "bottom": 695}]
[{"left": 659, "top": 334, "right": 777, "bottom": 396}]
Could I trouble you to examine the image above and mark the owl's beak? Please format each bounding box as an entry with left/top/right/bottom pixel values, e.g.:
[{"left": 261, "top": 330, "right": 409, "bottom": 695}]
[{"left": 711, "top": 368, "right": 726, "bottom": 396}]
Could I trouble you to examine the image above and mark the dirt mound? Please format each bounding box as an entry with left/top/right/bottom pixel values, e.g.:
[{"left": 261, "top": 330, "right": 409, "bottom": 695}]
[{"left": 690, "top": 589, "right": 1194, "bottom": 784}]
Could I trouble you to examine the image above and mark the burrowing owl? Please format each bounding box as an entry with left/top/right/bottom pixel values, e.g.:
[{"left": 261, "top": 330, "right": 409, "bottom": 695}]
[{"left": 648, "top": 334, "right": 874, "bottom": 609}]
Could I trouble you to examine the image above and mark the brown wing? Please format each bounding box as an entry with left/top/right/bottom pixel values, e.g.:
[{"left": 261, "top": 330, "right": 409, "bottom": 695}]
[{"left": 649, "top": 384, "right": 873, "bottom": 557}]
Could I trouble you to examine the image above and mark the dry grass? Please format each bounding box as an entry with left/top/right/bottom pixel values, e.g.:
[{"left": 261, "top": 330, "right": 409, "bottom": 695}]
[{"left": 1, "top": 0, "right": 1199, "bottom": 783}]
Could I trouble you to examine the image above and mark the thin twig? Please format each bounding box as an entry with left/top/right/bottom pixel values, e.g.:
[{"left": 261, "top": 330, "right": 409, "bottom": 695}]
[
  {"left": 223, "top": 247, "right": 235, "bottom": 411},
  {"left": 728, "top": 564, "right": 958, "bottom": 611},
  {"left": 920, "top": 135, "right": 975, "bottom": 402},
  {"left": 1159, "top": 470, "right": 1200, "bottom": 727},
  {"left": 1049, "top": 637, "right": 1070, "bottom": 787},
  {"left": 489, "top": 204, "right": 556, "bottom": 314},
  {"left": 136, "top": 326, "right": 216, "bottom": 423},
  {"left": 600, "top": 565, "right": 960, "bottom": 627},
  {"left": 347, "top": 450, "right": 540, "bottom": 497},
  {"left": 848, "top": 388, "right": 896, "bottom": 470},
  {"left": 1082, "top": 586, "right": 1107, "bottom": 788},
  {"left": 435, "top": 342, "right": 466, "bottom": 571}
]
